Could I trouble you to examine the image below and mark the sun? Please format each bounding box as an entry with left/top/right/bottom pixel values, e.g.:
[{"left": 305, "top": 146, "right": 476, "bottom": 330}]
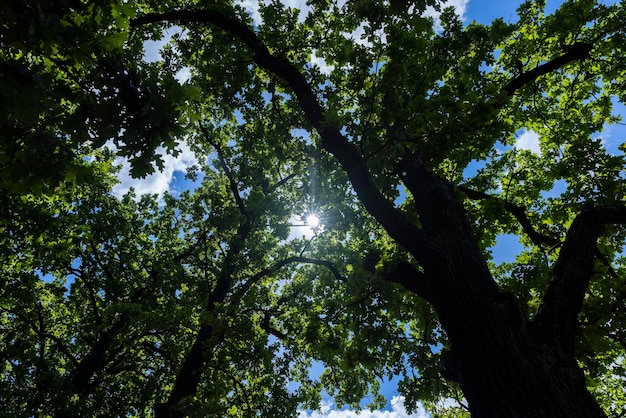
[{"left": 305, "top": 214, "right": 320, "bottom": 228}]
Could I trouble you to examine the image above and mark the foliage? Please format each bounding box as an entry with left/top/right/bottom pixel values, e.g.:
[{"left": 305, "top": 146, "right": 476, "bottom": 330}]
[{"left": 2, "top": 0, "right": 626, "bottom": 416}]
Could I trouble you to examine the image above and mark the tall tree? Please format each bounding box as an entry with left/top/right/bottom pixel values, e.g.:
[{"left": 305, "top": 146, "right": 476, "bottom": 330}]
[
  {"left": 128, "top": 0, "right": 625, "bottom": 416},
  {"left": 0, "top": 146, "right": 391, "bottom": 416},
  {"left": 2, "top": 0, "right": 626, "bottom": 417}
]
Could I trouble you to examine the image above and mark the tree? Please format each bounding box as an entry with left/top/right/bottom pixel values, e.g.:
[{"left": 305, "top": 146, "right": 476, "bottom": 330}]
[
  {"left": 2, "top": 0, "right": 626, "bottom": 417},
  {"left": 0, "top": 147, "right": 394, "bottom": 416}
]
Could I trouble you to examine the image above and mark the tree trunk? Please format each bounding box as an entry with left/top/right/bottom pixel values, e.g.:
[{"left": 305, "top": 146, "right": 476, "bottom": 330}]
[
  {"left": 431, "top": 282, "right": 606, "bottom": 418},
  {"left": 130, "top": 9, "right": 614, "bottom": 416},
  {"left": 396, "top": 161, "right": 607, "bottom": 417},
  {"left": 155, "top": 323, "right": 216, "bottom": 418}
]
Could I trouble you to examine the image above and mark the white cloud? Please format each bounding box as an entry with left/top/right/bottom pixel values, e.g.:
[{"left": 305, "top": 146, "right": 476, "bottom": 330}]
[
  {"left": 515, "top": 129, "right": 541, "bottom": 155},
  {"left": 298, "top": 397, "right": 430, "bottom": 418},
  {"left": 235, "top": 0, "right": 263, "bottom": 24},
  {"left": 311, "top": 50, "right": 334, "bottom": 75},
  {"left": 424, "top": 0, "right": 469, "bottom": 29},
  {"left": 111, "top": 141, "right": 198, "bottom": 198},
  {"left": 236, "top": 0, "right": 310, "bottom": 25},
  {"left": 435, "top": 396, "right": 466, "bottom": 410},
  {"left": 175, "top": 66, "right": 191, "bottom": 84},
  {"left": 281, "top": 0, "right": 310, "bottom": 22}
]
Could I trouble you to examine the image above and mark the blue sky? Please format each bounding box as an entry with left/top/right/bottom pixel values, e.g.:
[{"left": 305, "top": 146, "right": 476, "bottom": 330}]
[{"left": 120, "top": 1, "right": 625, "bottom": 416}]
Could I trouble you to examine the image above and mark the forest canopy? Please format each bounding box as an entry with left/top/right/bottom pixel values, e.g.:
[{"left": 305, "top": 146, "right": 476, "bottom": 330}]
[{"left": 1, "top": 0, "right": 626, "bottom": 417}]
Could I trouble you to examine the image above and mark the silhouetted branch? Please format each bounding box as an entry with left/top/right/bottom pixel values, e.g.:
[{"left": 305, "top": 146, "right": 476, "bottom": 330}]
[
  {"left": 383, "top": 261, "right": 431, "bottom": 300},
  {"left": 533, "top": 205, "right": 603, "bottom": 356},
  {"left": 459, "top": 186, "right": 560, "bottom": 247},
  {"left": 131, "top": 7, "right": 432, "bottom": 284},
  {"left": 235, "top": 255, "right": 346, "bottom": 302},
  {"left": 503, "top": 43, "right": 593, "bottom": 96}
]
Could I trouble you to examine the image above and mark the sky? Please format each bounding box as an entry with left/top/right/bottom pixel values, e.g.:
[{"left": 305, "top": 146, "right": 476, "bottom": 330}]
[{"left": 116, "top": 0, "right": 625, "bottom": 416}]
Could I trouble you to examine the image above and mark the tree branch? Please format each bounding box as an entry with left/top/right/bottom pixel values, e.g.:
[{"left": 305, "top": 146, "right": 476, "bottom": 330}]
[
  {"left": 503, "top": 43, "right": 593, "bottom": 96},
  {"left": 261, "top": 311, "right": 289, "bottom": 341},
  {"left": 162, "top": 186, "right": 256, "bottom": 417},
  {"left": 532, "top": 204, "right": 604, "bottom": 355},
  {"left": 459, "top": 186, "right": 560, "bottom": 247},
  {"left": 34, "top": 302, "right": 46, "bottom": 362},
  {"left": 173, "top": 231, "right": 210, "bottom": 263},
  {"left": 595, "top": 205, "right": 626, "bottom": 224},
  {"left": 199, "top": 123, "right": 248, "bottom": 219},
  {"left": 234, "top": 256, "right": 346, "bottom": 303},
  {"left": 71, "top": 316, "right": 128, "bottom": 396},
  {"left": 268, "top": 172, "right": 297, "bottom": 194},
  {"left": 383, "top": 261, "right": 431, "bottom": 300},
  {"left": 131, "top": 7, "right": 433, "bottom": 280},
  {"left": 69, "top": 261, "right": 103, "bottom": 324},
  {"left": 2, "top": 306, "right": 80, "bottom": 368},
  {"left": 156, "top": 323, "right": 215, "bottom": 418},
  {"left": 397, "top": 154, "right": 501, "bottom": 300}
]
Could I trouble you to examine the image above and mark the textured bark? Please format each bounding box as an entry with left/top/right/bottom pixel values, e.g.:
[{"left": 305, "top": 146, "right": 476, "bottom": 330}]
[
  {"left": 437, "top": 292, "right": 606, "bottom": 418},
  {"left": 398, "top": 157, "right": 606, "bottom": 417}
]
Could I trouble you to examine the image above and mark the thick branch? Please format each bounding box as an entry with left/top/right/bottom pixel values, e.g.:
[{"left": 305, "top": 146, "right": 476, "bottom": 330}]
[
  {"left": 34, "top": 302, "right": 46, "bottom": 361},
  {"left": 397, "top": 155, "right": 500, "bottom": 301},
  {"left": 503, "top": 42, "right": 593, "bottom": 96},
  {"left": 532, "top": 204, "right": 626, "bottom": 353},
  {"left": 595, "top": 205, "right": 626, "bottom": 224},
  {"left": 459, "top": 186, "right": 559, "bottom": 247},
  {"left": 161, "top": 192, "right": 255, "bottom": 417},
  {"left": 156, "top": 323, "right": 215, "bottom": 418},
  {"left": 131, "top": 8, "right": 433, "bottom": 279},
  {"left": 382, "top": 261, "right": 431, "bottom": 300},
  {"left": 234, "top": 255, "right": 346, "bottom": 302},
  {"left": 71, "top": 317, "right": 127, "bottom": 396},
  {"left": 261, "top": 311, "right": 289, "bottom": 341},
  {"left": 532, "top": 205, "right": 603, "bottom": 355}
]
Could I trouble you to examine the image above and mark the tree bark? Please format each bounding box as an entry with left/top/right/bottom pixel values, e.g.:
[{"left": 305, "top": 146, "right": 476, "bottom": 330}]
[
  {"left": 435, "top": 289, "right": 606, "bottom": 418},
  {"left": 397, "top": 158, "right": 606, "bottom": 417}
]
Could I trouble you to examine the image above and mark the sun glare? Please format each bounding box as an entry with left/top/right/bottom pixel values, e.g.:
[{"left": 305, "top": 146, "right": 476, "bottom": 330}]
[{"left": 305, "top": 214, "right": 320, "bottom": 228}]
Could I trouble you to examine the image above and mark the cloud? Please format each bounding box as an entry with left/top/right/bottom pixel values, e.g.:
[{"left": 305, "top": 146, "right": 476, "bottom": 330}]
[
  {"left": 298, "top": 397, "right": 431, "bottom": 418},
  {"left": 311, "top": 50, "right": 334, "bottom": 75},
  {"left": 515, "top": 129, "right": 541, "bottom": 155},
  {"left": 280, "top": 0, "right": 311, "bottom": 22},
  {"left": 436, "top": 0, "right": 470, "bottom": 19},
  {"left": 236, "top": 0, "right": 469, "bottom": 30},
  {"left": 143, "top": 27, "right": 191, "bottom": 84},
  {"left": 175, "top": 66, "right": 191, "bottom": 84},
  {"left": 423, "top": 0, "right": 470, "bottom": 30},
  {"left": 111, "top": 141, "right": 198, "bottom": 198},
  {"left": 235, "top": 0, "right": 263, "bottom": 24}
]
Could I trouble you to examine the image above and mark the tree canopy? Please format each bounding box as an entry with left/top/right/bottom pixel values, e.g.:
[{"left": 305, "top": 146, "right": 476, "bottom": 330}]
[{"left": 2, "top": 0, "right": 626, "bottom": 416}]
